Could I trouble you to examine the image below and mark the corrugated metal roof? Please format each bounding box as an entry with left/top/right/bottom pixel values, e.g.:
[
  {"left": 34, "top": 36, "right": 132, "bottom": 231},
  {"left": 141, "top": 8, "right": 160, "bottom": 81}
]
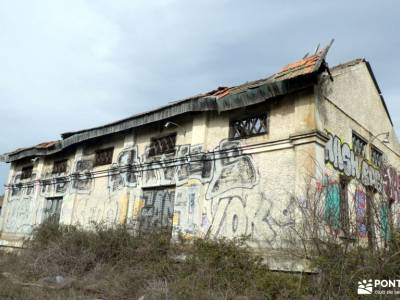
[
  {"left": 275, "top": 54, "right": 321, "bottom": 80},
  {"left": 7, "top": 141, "right": 58, "bottom": 156},
  {"left": 2, "top": 42, "right": 334, "bottom": 162}
]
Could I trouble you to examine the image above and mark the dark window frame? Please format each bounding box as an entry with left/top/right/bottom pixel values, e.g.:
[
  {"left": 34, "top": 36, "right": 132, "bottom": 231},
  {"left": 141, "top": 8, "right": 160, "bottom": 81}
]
[
  {"left": 94, "top": 147, "right": 114, "bottom": 167},
  {"left": 52, "top": 159, "right": 68, "bottom": 174},
  {"left": 229, "top": 113, "right": 269, "bottom": 140},
  {"left": 20, "top": 165, "right": 33, "bottom": 180},
  {"left": 371, "top": 146, "right": 383, "bottom": 168},
  {"left": 352, "top": 131, "right": 367, "bottom": 157},
  {"left": 148, "top": 133, "right": 177, "bottom": 157}
]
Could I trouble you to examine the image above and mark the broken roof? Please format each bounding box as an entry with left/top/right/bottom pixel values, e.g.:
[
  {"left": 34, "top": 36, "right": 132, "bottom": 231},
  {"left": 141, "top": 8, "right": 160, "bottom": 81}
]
[{"left": 2, "top": 42, "right": 334, "bottom": 163}]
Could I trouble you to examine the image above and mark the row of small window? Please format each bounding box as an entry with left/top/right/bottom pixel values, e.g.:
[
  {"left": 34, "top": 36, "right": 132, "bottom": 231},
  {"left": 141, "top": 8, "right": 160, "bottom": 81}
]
[
  {"left": 352, "top": 132, "right": 383, "bottom": 167},
  {"left": 91, "top": 114, "right": 269, "bottom": 160},
  {"left": 19, "top": 114, "right": 269, "bottom": 177}
]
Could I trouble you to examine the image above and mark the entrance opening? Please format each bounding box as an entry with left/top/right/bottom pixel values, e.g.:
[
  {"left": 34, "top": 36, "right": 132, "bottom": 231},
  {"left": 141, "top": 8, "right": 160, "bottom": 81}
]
[{"left": 139, "top": 186, "right": 175, "bottom": 233}]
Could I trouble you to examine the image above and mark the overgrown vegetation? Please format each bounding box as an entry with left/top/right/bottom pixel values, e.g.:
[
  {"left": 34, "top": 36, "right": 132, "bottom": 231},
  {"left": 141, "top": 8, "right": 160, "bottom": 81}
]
[
  {"left": 1, "top": 221, "right": 400, "bottom": 299},
  {"left": 0, "top": 222, "right": 309, "bottom": 300}
]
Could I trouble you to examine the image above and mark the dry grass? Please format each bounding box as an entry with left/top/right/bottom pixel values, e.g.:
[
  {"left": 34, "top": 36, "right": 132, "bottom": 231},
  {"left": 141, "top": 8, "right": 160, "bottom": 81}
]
[
  {"left": 0, "top": 223, "right": 309, "bottom": 300},
  {"left": 5, "top": 222, "right": 400, "bottom": 299}
]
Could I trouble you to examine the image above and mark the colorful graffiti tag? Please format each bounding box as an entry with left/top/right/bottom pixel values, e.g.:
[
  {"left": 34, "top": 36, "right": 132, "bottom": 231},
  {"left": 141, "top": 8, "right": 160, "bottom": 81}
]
[
  {"left": 355, "top": 189, "right": 367, "bottom": 237},
  {"left": 324, "top": 132, "right": 383, "bottom": 192},
  {"left": 383, "top": 166, "right": 400, "bottom": 202}
]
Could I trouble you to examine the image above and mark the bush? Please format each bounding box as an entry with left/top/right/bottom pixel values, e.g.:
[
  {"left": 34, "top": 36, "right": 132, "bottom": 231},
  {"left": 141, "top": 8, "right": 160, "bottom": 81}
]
[{"left": 0, "top": 222, "right": 311, "bottom": 299}]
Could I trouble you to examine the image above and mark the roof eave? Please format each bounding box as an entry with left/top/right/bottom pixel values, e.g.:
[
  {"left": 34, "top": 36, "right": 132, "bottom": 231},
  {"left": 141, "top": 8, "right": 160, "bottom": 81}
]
[{"left": 3, "top": 42, "right": 334, "bottom": 163}]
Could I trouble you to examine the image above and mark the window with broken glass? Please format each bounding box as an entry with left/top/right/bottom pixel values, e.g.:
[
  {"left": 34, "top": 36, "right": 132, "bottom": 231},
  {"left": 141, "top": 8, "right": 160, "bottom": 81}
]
[
  {"left": 44, "top": 197, "right": 63, "bottom": 224},
  {"left": 149, "top": 133, "right": 177, "bottom": 157},
  {"left": 94, "top": 148, "right": 114, "bottom": 166},
  {"left": 229, "top": 113, "right": 269, "bottom": 139},
  {"left": 371, "top": 147, "right": 383, "bottom": 168},
  {"left": 20, "top": 166, "right": 33, "bottom": 180},
  {"left": 52, "top": 159, "right": 67, "bottom": 174},
  {"left": 352, "top": 133, "right": 367, "bottom": 157}
]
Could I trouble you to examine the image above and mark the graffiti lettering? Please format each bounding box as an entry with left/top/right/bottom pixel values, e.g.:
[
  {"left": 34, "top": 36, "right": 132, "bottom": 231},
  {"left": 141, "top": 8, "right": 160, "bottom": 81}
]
[
  {"left": 325, "top": 133, "right": 382, "bottom": 192},
  {"left": 383, "top": 166, "right": 400, "bottom": 202}
]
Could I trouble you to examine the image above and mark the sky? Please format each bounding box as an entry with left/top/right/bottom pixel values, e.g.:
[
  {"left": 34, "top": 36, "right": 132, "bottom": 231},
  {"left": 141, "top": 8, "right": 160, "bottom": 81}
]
[{"left": 0, "top": 0, "right": 399, "bottom": 194}]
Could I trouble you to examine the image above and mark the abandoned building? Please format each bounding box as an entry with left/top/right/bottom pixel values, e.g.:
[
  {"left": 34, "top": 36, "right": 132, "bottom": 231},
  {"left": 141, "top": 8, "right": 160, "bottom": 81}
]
[{"left": 0, "top": 44, "right": 399, "bottom": 269}]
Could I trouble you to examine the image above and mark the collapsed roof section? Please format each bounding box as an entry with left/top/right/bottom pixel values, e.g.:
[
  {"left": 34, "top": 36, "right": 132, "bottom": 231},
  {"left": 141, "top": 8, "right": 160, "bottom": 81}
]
[{"left": 2, "top": 42, "right": 333, "bottom": 163}]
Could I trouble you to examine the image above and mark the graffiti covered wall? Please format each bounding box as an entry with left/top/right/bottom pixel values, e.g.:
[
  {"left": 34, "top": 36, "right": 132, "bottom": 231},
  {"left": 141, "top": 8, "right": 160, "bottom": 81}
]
[
  {"left": 1, "top": 134, "right": 299, "bottom": 251},
  {"left": 324, "top": 132, "right": 382, "bottom": 192},
  {"left": 323, "top": 131, "right": 400, "bottom": 242}
]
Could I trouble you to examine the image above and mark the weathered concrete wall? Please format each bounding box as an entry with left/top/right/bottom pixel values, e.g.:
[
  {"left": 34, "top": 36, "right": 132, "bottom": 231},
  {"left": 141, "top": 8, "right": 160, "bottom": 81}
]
[
  {"left": 316, "top": 60, "right": 400, "bottom": 246},
  {"left": 1, "top": 61, "right": 398, "bottom": 261},
  {"left": 0, "top": 88, "right": 321, "bottom": 254}
]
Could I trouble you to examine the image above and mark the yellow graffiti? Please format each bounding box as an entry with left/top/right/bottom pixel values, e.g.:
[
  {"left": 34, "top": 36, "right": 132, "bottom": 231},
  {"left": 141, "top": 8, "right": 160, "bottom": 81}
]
[
  {"left": 173, "top": 211, "right": 181, "bottom": 226},
  {"left": 133, "top": 198, "right": 144, "bottom": 218},
  {"left": 118, "top": 192, "right": 129, "bottom": 224},
  {"left": 188, "top": 178, "right": 201, "bottom": 186}
]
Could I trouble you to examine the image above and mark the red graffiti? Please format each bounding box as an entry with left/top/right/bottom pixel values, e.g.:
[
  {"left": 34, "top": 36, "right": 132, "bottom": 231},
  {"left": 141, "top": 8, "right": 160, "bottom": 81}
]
[{"left": 383, "top": 166, "right": 400, "bottom": 202}]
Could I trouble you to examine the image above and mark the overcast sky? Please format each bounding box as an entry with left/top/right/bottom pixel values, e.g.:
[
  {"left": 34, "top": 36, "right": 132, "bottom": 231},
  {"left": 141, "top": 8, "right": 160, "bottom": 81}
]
[{"left": 0, "top": 0, "right": 399, "bottom": 194}]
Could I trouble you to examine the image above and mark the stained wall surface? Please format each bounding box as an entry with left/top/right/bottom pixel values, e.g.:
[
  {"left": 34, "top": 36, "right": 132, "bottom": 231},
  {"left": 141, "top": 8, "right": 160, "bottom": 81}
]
[
  {"left": 316, "top": 60, "right": 400, "bottom": 246},
  {"left": 0, "top": 60, "right": 399, "bottom": 268},
  {"left": 0, "top": 88, "right": 319, "bottom": 252}
]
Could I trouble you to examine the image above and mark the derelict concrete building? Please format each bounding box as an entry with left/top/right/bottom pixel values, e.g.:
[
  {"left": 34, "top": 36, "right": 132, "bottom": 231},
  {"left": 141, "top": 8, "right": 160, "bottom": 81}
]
[{"left": 0, "top": 44, "right": 399, "bottom": 268}]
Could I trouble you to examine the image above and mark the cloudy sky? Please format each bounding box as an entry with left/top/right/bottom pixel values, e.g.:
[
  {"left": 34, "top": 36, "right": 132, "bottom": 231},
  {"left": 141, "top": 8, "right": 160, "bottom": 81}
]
[{"left": 0, "top": 0, "right": 399, "bottom": 193}]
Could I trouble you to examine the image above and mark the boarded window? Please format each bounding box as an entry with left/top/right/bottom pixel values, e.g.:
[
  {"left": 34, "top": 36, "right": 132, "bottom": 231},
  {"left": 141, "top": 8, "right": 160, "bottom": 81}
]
[
  {"left": 140, "top": 187, "right": 175, "bottom": 232},
  {"left": 230, "top": 113, "right": 269, "bottom": 139},
  {"left": 149, "top": 133, "right": 177, "bottom": 157},
  {"left": 352, "top": 132, "right": 367, "bottom": 157},
  {"left": 324, "top": 183, "right": 340, "bottom": 228},
  {"left": 94, "top": 148, "right": 114, "bottom": 166},
  {"left": 52, "top": 159, "right": 68, "bottom": 174},
  {"left": 355, "top": 189, "right": 368, "bottom": 238},
  {"left": 371, "top": 147, "right": 383, "bottom": 168},
  {"left": 324, "top": 177, "right": 351, "bottom": 234},
  {"left": 20, "top": 166, "right": 33, "bottom": 180},
  {"left": 44, "top": 197, "right": 63, "bottom": 224}
]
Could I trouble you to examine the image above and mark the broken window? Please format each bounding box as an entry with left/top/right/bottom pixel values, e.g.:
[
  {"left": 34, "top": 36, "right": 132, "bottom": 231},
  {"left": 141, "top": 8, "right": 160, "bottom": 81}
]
[
  {"left": 20, "top": 166, "right": 33, "bottom": 180},
  {"left": 44, "top": 197, "right": 63, "bottom": 224},
  {"left": 94, "top": 148, "right": 114, "bottom": 166},
  {"left": 149, "top": 133, "right": 177, "bottom": 157},
  {"left": 352, "top": 132, "right": 367, "bottom": 157},
  {"left": 371, "top": 147, "right": 383, "bottom": 168},
  {"left": 52, "top": 159, "right": 68, "bottom": 174},
  {"left": 230, "top": 113, "right": 269, "bottom": 139}
]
